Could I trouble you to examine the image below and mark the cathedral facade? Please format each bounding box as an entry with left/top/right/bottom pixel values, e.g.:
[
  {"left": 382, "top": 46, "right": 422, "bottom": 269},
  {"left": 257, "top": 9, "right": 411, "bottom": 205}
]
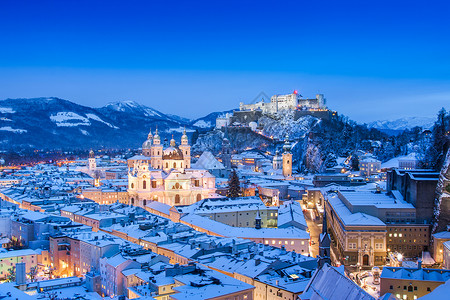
[{"left": 128, "top": 129, "right": 217, "bottom": 207}]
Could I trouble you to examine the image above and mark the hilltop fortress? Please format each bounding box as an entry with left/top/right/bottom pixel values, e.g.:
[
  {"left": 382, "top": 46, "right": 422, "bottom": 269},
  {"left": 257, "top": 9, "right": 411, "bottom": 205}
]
[
  {"left": 239, "top": 91, "right": 327, "bottom": 114},
  {"left": 216, "top": 91, "right": 334, "bottom": 127}
]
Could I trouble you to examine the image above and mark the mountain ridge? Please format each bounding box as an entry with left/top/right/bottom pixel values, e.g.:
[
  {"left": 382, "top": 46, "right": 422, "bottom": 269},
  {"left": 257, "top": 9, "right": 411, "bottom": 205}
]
[
  {"left": 0, "top": 97, "right": 212, "bottom": 150},
  {"left": 367, "top": 116, "right": 435, "bottom": 131}
]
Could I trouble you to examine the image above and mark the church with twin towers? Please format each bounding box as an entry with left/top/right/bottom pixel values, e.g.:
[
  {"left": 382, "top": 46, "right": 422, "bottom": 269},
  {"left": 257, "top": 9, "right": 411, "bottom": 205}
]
[{"left": 127, "top": 128, "right": 217, "bottom": 207}]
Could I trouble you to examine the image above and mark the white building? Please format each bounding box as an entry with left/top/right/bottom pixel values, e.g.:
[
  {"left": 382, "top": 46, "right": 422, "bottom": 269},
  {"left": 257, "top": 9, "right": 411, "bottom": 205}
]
[
  {"left": 215, "top": 113, "right": 232, "bottom": 128},
  {"left": 239, "top": 91, "right": 326, "bottom": 114},
  {"left": 359, "top": 157, "right": 381, "bottom": 177},
  {"left": 398, "top": 153, "right": 419, "bottom": 170}
]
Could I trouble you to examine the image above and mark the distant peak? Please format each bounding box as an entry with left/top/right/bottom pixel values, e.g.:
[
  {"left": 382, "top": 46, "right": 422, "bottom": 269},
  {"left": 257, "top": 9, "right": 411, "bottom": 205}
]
[{"left": 105, "top": 100, "right": 141, "bottom": 107}]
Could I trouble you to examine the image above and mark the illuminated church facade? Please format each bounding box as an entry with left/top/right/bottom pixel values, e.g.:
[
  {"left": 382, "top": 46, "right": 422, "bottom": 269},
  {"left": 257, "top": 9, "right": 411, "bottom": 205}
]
[{"left": 128, "top": 129, "right": 217, "bottom": 207}]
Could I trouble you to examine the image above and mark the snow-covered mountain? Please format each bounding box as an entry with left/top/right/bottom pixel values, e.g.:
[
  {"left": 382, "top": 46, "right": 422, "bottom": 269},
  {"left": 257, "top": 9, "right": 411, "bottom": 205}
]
[
  {"left": 368, "top": 116, "right": 435, "bottom": 132},
  {"left": 0, "top": 97, "right": 209, "bottom": 150}
]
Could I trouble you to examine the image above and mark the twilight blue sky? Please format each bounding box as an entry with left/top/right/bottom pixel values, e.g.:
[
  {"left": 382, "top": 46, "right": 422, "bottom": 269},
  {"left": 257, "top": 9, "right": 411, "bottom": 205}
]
[{"left": 0, "top": 0, "right": 449, "bottom": 122}]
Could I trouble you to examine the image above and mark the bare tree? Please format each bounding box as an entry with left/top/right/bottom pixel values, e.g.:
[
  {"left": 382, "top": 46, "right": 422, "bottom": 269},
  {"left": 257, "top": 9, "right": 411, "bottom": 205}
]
[{"left": 27, "top": 266, "right": 38, "bottom": 282}]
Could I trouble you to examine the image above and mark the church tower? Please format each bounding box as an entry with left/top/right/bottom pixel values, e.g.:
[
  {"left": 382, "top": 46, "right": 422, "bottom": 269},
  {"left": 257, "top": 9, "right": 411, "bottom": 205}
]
[
  {"left": 142, "top": 128, "right": 153, "bottom": 157},
  {"left": 221, "top": 128, "right": 232, "bottom": 170},
  {"left": 318, "top": 210, "right": 332, "bottom": 268},
  {"left": 179, "top": 128, "right": 191, "bottom": 169},
  {"left": 151, "top": 128, "right": 163, "bottom": 169},
  {"left": 88, "top": 150, "right": 96, "bottom": 171},
  {"left": 282, "top": 135, "right": 292, "bottom": 177}
]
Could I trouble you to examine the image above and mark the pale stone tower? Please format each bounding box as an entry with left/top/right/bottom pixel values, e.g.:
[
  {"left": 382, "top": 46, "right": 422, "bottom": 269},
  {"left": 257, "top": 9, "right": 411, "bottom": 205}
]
[
  {"left": 282, "top": 135, "right": 292, "bottom": 177},
  {"left": 88, "top": 149, "right": 96, "bottom": 171},
  {"left": 151, "top": 128, "right": 163, "bottom": 169},
  {"left": 179, "top": 128, "right": 191, "bottom": 169}
]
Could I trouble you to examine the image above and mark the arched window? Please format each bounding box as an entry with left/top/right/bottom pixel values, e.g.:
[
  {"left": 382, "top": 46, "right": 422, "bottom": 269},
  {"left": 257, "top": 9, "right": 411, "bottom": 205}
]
[
  {"left": 173, "top": 162, "right": 176, "bottom": 168},
  {"left": 131, "top": 198, "right": 135, "bottom": 205},
  {"left": 151, "top": 180, "right": 157, "bottom": 188},
  {"left": 143, "top": 199, "right": 147, "bottom": 206},
  {"left": 175, "top": 194, "right": 180, "bottom": 204},
  {"left": 166, "top": 163, "right": 168, "bottom": 168},
  {"left": 131, "top": 183, "right": 134, "bottom": 189},
  {"left": 143, "top": 180, "right": 147, "bottom": 189},
  {"left": 181, "top": 163, "right": 183, "bottom": 168},
  {"left": 197, "top": 194, "right": 202, "bottom": 202}
]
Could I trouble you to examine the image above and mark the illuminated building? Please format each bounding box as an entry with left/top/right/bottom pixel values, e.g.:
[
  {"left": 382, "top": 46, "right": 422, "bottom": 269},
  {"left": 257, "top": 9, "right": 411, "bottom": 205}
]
[{"left": 128, "top": 129, "right": 217, "bottom": 207}]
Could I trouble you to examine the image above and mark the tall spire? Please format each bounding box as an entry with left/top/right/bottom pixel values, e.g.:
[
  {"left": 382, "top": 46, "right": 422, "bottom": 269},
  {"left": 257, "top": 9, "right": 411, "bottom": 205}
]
[
  {"left": 322, "top": 209, "right": 328, "bottom": 235},
  {"left": 318, "top": 209, "right": 331, "bottom": 268}
]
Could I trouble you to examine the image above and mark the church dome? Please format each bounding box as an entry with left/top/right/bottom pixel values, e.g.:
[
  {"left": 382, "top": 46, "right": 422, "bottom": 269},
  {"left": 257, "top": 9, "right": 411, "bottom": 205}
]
[
  {"left": 163, "top": 146, "right": 184, "bottom": 160},
  {"left": 170, "top": 135, "right": 176, "bottom": 147},
  {"left": 142, "top": 139, "right": 152, "bottom": 149},
  {"left": 89, "top": 149, "right": 95, "bottom": 158}
]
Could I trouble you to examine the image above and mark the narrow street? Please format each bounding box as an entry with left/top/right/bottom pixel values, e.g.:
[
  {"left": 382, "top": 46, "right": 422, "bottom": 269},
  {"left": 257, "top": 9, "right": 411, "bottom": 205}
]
[
  {"left": 304, "top": 207, "right": 321, "bottom": 258},
  {"left": 304, "top": 207, "right": 341, "bottom": 266}
]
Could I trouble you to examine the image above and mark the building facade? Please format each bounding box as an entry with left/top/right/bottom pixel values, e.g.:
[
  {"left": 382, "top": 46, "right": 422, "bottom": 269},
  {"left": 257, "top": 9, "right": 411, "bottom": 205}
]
[{"left": 128, "top": 129, "right": 216, "bottom": 207}]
